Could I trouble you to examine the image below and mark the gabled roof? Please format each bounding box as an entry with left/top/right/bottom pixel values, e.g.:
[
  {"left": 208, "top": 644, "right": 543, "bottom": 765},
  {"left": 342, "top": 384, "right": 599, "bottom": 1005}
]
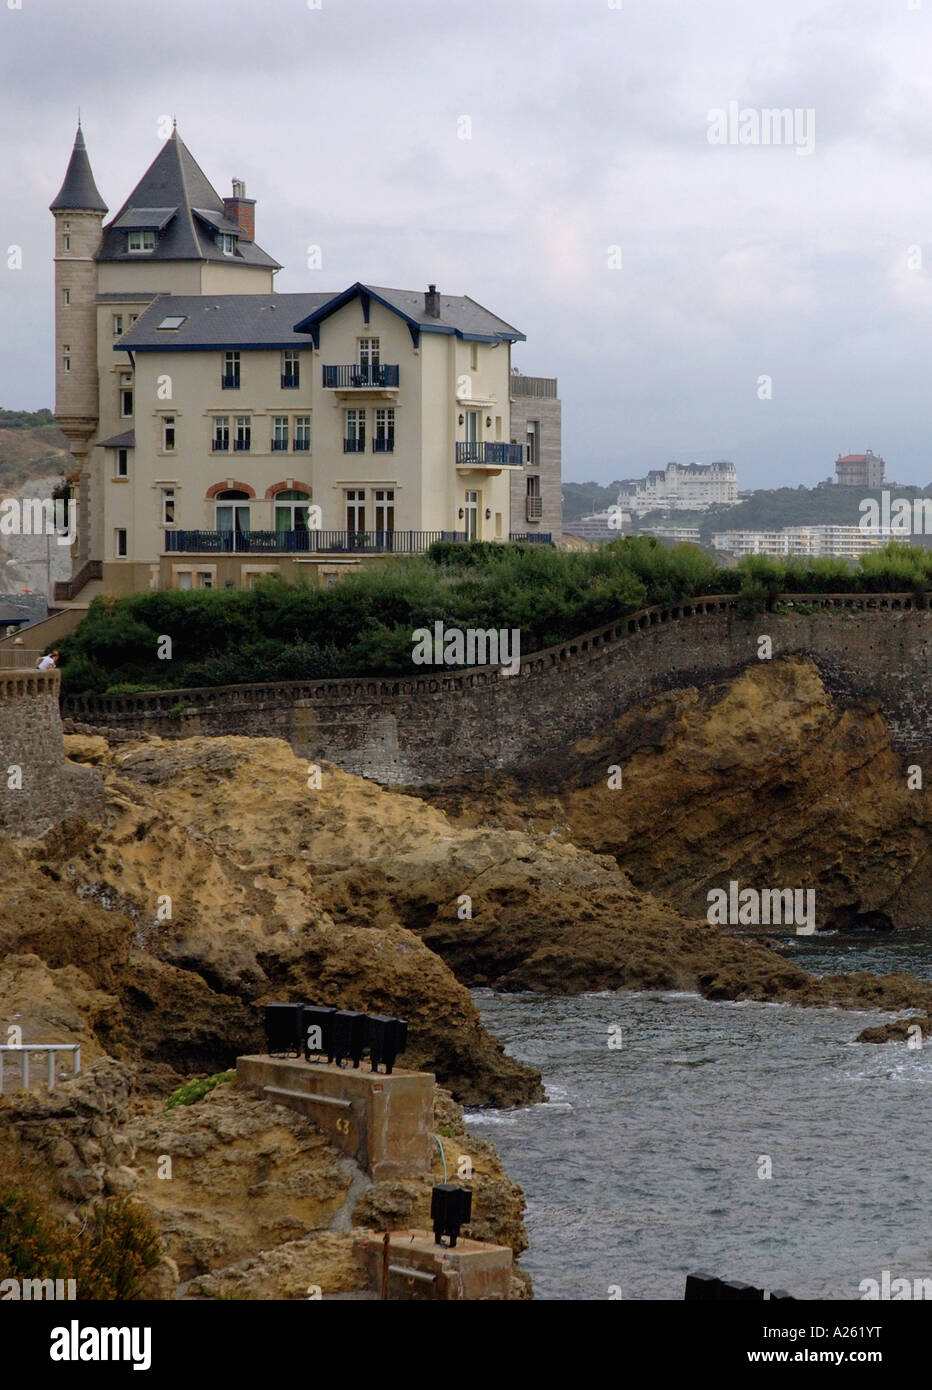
[
  {"left": 96, "top": 130, "right": 280, "bottom": 270},
  {"left": 119, "top": 293, "right": 333, "bottom": 351},
  {"left": 293, "top": 282, "right": 525, "bottom": 347},
  {"left": 50, "top": 125, "right": 108, "bottom": 213}
]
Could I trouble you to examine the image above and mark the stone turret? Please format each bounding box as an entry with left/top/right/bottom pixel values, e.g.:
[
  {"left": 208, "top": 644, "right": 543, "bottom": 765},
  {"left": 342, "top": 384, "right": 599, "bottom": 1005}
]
[{"left": 50, "top": 124, "right": 107, "bottom": 567}]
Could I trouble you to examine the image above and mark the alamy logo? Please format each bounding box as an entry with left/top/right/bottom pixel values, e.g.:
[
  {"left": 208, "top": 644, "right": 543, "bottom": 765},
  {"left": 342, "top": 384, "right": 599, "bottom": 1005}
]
[
  {"left": 1, "top": 1277, "right": 76, "bottom": 1300},
  {"left": 859, "top": 492, "right": 932, "bottom": 536},
  {"left": 50, "top": 1320, "right": 151, "bottom": 1371},
  {"left": 706, "top": 880, "right": 816, "bottom": 934},
  {"left": 0, "top": 497, "right": 77, "bottom": 547},
  {"left": 707, "top": 102, "right": 816, "bottom": 156},
  {"left": 859, "top": 1270, "right": 932, "bottom": 1300},
  {"left": 411, "top": 621, "right": 521, "bottom": 676}
]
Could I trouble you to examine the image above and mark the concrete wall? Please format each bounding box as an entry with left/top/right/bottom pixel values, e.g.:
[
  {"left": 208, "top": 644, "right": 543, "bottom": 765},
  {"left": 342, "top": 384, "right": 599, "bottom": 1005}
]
[
  {"left": 62, "top": 595, "right": 932, "bottom": 784},
  {"left": 0, "top": 671, "right": 104, "bottom": 836},
  {"left": 509, "top": 378, "right": 562, "bottom": 539}
]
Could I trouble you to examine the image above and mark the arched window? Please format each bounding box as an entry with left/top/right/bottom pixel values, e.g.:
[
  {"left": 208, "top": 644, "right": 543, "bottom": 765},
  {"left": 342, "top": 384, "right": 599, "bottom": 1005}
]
[
  {"left": 215, "top": 488, "right": 251, "bottom": 535},
  {"left": 274, "top": 487, "right": 311, "bottom": 534}
]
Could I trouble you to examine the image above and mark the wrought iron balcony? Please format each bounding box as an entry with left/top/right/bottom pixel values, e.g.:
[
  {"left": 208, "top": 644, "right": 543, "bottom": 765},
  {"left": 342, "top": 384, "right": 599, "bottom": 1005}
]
[
  {"left": 221, "top": 374, "right": 240, "bottom": 390},
  {"left": 323, "top": 364, "right": 400, "bottom": 389},
  {"left": 343, "top": 438, "right": 366, "bottom": 453},
  {"left": 271, "top": 439, "right": 289, "bottom": 451},
  {"left": 372, "top": 437, "right": 395, "bottom": 452},
  {"left": 280, "top": 373, "right": 300, "bottom": 389},
  {"left": 509, "top": 532, "right": 553, "bottom": 544},
  {"left": 212, "top": 439, "right": 230, "bottom": 451},
  {"left": 165, "top": 529, "right": 469, "bottom": 555},
  {"left": 293, "top": 439, "right": 310, "bottom": 451},
  {"left": 456, "top": 441, "right": 525, "bottom": 467},
  {"left": 233, "top": 439, "right": 250, "bottom": 452}
]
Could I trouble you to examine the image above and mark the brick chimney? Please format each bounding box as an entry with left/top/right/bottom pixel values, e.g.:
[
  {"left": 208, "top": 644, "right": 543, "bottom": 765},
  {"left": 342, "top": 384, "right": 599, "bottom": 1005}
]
[
  {"left": 223, "top": 178, "right": 255, "bottom": 243},
  {"left": 425, "top": 283, "right": 440, "bottom": 317}
]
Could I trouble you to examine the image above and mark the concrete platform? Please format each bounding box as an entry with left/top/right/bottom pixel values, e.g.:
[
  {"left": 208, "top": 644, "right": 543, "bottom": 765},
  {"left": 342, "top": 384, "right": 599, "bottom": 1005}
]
[
  {"left": 355, "top": 1230, "right": 513, "bottom": 1301},
  {"left": 236, "top": 1055, "right": 434, "bottom": 1180}
]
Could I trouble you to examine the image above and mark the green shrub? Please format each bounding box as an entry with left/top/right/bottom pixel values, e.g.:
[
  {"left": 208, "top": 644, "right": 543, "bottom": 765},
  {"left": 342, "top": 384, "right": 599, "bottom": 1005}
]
[
  {"left": 165, "top": 1071, "right": 236, "bottom": 1110},
  {"left": 0, "top": 1188, "right": 161, "bottom": 1299}
]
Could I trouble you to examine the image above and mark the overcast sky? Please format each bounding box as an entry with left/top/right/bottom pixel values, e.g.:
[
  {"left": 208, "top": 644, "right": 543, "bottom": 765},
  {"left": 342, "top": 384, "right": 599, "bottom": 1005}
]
[{"left": 3, "top": 0, "right": 932, "bottom": 488}]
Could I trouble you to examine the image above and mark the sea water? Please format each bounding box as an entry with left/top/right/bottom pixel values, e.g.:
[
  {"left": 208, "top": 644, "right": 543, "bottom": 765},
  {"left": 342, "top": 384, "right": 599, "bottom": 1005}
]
[{"left": 467, "top": 933, "right": 932, "bottom": 1300}]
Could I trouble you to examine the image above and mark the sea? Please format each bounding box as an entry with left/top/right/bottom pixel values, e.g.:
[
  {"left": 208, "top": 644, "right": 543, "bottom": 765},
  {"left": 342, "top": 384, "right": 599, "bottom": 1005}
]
[{"left": 466, "top": 932, "right": 932, "bottom": 1301}]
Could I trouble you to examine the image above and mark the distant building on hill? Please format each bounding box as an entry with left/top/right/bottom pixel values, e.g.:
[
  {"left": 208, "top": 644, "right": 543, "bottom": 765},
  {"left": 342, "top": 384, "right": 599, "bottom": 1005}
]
[
  {"left": 639, "top": 524, "right": 702, "bottom": 544},
  {"left": 563, "top": 510, "right": 622, "bottom": 540},
  {"left": 711, "top": 523, "right": 900, "bottom": 559},
  {"left": 835, "top": 450, "right": 885, "bottom": 488},
  {"left": 619, "top": 461, "right": 738, "bottom": 515}
]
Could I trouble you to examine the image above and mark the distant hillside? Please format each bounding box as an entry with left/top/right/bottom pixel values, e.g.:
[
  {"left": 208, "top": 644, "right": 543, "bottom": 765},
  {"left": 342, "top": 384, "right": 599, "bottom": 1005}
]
[
  {"left": 564, "top": 480, "right": 932, "bottom": 538},
  {"left": 562, "top": 480, "right": 622, "bottom": 521},
  {"left": 0, "top": 414, "right": 71, "bottom": 492}
]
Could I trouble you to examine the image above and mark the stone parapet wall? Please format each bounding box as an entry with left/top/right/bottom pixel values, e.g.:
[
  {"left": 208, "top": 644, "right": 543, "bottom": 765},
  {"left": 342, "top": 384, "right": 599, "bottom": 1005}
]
[{"left": 60, "top": 595, "right": 931, "bottom": 784}]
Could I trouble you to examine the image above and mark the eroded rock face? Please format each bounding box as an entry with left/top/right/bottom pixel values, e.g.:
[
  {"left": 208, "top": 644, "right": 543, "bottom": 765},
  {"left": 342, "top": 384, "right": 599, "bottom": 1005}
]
[
  {"left": 0, "top": 1062, "right": 529, "bottom": 1300},
  {"left": 418, "top": 658, "right": 931, "bottom": 935}
]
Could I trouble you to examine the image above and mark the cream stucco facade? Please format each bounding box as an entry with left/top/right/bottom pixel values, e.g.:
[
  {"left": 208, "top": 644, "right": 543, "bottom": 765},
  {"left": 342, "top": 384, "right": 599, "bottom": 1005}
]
[{"left": 50, "top": 126, "right": 556, "bottom": 599}]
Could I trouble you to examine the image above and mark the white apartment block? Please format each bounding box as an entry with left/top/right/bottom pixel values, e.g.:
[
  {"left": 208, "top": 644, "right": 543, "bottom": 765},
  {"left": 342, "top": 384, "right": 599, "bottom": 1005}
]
[
  {"left": 711, "top": 525, "right": 903, "bottom": 559},
  {"left": 50, "top": 125, "right": 559, "bottom": 599},
  {"left": 619, "top": 461, "right": 739, "bottom": 515},
  {"left": 639, "top": 524, "right": 702, "bottom": 544}
]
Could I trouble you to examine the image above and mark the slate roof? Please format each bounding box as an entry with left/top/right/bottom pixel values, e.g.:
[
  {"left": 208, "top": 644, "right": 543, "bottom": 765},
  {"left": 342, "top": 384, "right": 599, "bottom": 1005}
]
[
  {"left": 96, "top": 130, "right": 280, "bottom": 270},
  {"left": 119, "top": 283, "right": 524, "bottom": 352},
  {"left": 294, "top": 282, "right": 525, "bottom": 342},
  {"left": 119, "top": 294, "right": 333, "bottom": 351},
  {"left": 50, "top": 125, "right": 108, "bottom": 213},
  {"left": 96, "top": 429, "right": 136, "bottom": 449}
]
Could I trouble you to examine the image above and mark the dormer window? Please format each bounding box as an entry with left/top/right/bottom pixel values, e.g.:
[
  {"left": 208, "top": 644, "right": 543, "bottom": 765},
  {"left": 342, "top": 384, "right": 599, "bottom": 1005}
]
[
  {"left": 128, "top": 230, "right": 156, "bottom": 253},
  {"left": 218, "top": 233, "right": 236, "bottom": 255}
]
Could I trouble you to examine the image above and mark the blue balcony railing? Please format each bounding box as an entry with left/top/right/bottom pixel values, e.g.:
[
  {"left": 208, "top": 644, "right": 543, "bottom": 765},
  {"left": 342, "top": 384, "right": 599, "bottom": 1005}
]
[
  {"left": 271, "top": 440, "right": 288, "bottom": 451},
  {"left": 456, "top": 442, "right": 525, "bottom": 467},
  {"left": 293, "top": 439, "right": 310, "bottom": 451},
  {"left": 165, "top": 529, "right": 469, "bottom": 555},
  {"left": 323, "top": 364, "right": 400, "bottom": 389},
  {"left": 212, "top": 439, "right": 230, "bottom": 451},
  {"left": 509, "top": 532, "right": 553, "bottom": 544},
  {"left": 343, "top": 438, "right": 366, "bottom": 452},
  {"left": 372, "top": 437, "right": 395, "bottom": 452}
]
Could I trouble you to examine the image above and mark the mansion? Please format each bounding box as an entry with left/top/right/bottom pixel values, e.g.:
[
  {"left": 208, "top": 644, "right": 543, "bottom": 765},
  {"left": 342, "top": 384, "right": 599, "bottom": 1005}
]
[
  {"left": 618, "top": 461, "right": 739, "bottom": 515},
  {"left": 50, "top": 125, "right": 561, "bottom": 599}
]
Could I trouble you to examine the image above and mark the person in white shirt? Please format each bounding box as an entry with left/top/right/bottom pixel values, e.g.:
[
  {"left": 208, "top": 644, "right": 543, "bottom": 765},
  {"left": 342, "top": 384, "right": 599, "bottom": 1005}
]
[{"left": 37, "top": 650, "right": 59, "bottom": 671}]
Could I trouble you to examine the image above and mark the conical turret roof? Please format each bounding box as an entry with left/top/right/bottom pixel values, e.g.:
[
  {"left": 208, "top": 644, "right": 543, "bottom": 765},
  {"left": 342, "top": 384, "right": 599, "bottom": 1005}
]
[{"left": 50, "top": 124, "right": 108, "bottom": 213}]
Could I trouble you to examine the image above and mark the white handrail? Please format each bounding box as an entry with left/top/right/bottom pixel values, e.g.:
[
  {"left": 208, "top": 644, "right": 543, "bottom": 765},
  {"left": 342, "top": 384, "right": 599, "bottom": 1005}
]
[{"left": 0, "top": 1043, "right": 81, "bottom": 1091}]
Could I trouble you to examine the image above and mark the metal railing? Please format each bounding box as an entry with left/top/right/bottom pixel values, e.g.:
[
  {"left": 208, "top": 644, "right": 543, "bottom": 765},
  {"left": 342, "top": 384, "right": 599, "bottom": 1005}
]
[
  {"left": 509, "top": 532, "right": 553, "bottom": 544},
  {"left": 456, "top": 442, "right": 524, "bottom": 467},
  {"left": 372, "top": 437, "right": 395, "bottom": 452},
  {"left": 323, "top": 364, "right": 400, "bottom": 388},
  {"left": 220, "top": 374, "right": 240, "bottom": 390},
  {"left": 343, "top": 438, "right": 366, "bottom": 452},
  {"left": 526, "top": 494, "right": 543, "bottom": 520},
  {"left": 510, "top": 374, "right": 558, "bottom": 398},
  {"left": 0, "top": 1043, "right": 81, "bottom": 1091},
  {"left": 165, "top": 529, "right": 468, "bottom": 555},
  {"left": 280, "top": 373, "right": 300, "bottom": 389}
]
